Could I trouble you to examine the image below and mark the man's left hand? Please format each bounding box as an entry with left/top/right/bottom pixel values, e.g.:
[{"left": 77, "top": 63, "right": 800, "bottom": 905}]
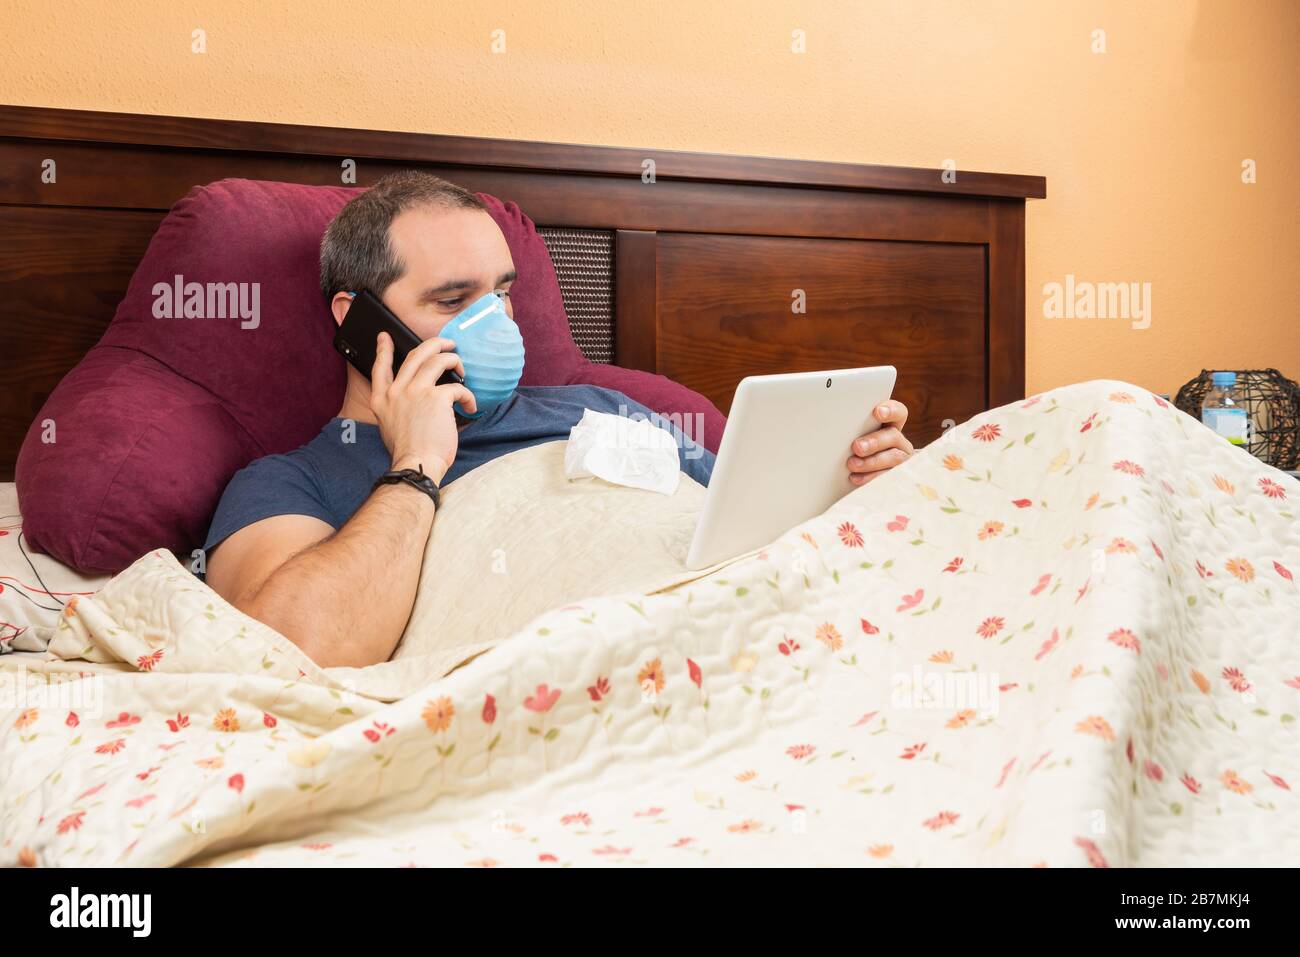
[{"left": 847, "top": 399, "right": 913, "bottom": 486}]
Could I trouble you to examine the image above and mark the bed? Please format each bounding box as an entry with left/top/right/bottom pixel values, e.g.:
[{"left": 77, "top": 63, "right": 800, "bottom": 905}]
[{"left": 3, "top": 107, "right": 1296, "bottom": 869}]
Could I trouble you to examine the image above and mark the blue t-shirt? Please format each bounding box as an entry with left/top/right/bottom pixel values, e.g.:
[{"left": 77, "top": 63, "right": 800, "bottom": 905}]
[{"left": 204, "top": 385, "right": 715, "bottom": 553}]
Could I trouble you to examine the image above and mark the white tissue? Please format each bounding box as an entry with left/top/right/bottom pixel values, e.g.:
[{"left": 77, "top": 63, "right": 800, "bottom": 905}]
[{"left": 565, "top": 408, "right": 681, "bottom": 495}]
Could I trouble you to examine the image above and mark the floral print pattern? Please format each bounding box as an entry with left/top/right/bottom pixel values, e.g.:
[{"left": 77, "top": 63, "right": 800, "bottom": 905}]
[{"left": 1, "top": 380, "right": 1296, "bottom": 867}]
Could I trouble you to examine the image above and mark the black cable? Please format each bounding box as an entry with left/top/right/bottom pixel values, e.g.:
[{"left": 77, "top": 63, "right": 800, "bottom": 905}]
[
  {"left": 2, "top": 526, "right": 67, "bottom": 612},
  {"left": 0, "top": 579, "right": 61, "bottom": 613}
]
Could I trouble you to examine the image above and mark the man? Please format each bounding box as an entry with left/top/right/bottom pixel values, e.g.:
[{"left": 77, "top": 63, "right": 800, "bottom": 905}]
[{"left": 204, "top": 171, "right": 914, "bottom": 668}]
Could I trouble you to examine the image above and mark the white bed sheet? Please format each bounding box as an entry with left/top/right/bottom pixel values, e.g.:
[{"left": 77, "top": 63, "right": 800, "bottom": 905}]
[{"left": 0, "top": 483, "right": 108, "bottom": 653}]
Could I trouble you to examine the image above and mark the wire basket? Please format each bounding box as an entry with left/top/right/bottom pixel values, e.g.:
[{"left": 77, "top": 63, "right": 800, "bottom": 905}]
[{"left": 1174, "top": 368, "right": 1300, "bottom": 470}]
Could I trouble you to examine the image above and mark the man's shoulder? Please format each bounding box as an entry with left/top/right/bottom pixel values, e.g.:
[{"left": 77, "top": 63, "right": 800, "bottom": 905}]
[
  {"left": 231, "top": 419, "right": 381, "bottom": 483},
  {"left": 220, "top": 443, "right": 320, "bottom": 505},
  {"left": 205, "top": 419, "right": 383, "bottom": 552}
]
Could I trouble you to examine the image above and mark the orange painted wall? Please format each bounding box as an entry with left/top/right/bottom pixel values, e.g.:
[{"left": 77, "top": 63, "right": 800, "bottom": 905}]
[{"left": 4, "top": 0, "right": 1297, "bottom": 398}]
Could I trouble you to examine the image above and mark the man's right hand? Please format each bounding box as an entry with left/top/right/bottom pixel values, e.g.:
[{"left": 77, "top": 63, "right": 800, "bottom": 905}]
[{"left": 369, "top": 331, "right": 478, "bottom": 482}]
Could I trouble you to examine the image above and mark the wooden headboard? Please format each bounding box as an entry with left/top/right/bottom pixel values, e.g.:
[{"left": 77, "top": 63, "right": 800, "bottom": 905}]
[{"left": 0, "top": 105, "right": 1044, "bottom": 480}]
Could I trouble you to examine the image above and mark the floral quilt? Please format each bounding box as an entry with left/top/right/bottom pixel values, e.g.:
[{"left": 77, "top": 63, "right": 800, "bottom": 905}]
[{"left": 2, "top": 379, "right": 1297, "bottom": 867}]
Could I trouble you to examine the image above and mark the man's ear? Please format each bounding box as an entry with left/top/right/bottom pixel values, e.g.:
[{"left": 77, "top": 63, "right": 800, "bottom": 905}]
[{"left": 330, "top": 291, "right": 355, "bottom": 327}]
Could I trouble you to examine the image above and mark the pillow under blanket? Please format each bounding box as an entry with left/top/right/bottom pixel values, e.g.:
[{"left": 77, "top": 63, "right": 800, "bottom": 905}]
[{"left": 390, "top": 440, "right": 747, "bottom": 669}]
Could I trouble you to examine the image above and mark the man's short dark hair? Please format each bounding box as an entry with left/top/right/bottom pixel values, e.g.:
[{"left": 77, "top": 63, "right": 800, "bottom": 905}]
[{"left": 319, "top": 170, "right": 487, "bottom": 300}]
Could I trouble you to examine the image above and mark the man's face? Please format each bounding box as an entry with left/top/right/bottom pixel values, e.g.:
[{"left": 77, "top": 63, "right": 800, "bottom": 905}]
[{"left": 360, "top": 205, "right": 516, "bottom": 336}]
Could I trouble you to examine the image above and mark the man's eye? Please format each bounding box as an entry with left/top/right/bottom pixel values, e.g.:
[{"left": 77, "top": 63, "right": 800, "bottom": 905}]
[
  {"left": 496, "top": 289, "right": 511, "bottom": 299},
  {"left": 436, "top": 298, "right": 463, "bottom": 309}
]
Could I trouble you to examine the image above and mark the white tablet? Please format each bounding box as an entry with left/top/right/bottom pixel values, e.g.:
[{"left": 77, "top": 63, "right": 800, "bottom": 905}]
[{"left": 685, "top": 366, "right": 897, "bottom": 570}]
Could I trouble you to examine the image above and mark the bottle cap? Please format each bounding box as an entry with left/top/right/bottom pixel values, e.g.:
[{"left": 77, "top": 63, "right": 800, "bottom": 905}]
[{"left": 1211, "top": 371, "right": 1236, "bottom": 388}]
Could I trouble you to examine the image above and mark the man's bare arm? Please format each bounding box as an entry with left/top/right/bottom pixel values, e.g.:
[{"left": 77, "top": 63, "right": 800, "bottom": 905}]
[
  {"left": 205, "top": 478, "right": 437, "bottom": 668},
  {"left": 206, "top": 329, "right": 476, "bottom": 668}
]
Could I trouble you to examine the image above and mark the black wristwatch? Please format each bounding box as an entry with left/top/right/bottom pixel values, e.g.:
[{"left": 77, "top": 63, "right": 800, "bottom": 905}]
[{"left": 373, "top": 464, "right": 441, "bottom": 510}]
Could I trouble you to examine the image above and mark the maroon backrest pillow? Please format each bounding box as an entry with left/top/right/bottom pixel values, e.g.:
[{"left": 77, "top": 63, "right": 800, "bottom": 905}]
[{"left": 15, "top": 179, "right": 725, "bottom": 574}]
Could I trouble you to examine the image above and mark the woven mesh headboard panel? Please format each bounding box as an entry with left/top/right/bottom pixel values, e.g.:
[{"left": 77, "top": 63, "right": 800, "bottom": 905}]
[{"left": 537, "top": 227, "right": 615, "bottom": 364}]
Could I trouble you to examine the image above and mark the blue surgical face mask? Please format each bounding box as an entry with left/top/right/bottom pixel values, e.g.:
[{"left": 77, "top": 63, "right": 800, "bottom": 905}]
[{"left": 440, "top": 293, "right": 525, "bottom": 419}]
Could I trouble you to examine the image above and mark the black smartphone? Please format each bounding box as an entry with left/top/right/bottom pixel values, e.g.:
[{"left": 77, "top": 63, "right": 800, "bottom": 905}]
[{"left": 332, "top": 289, "right": 463, "bottom": 385}]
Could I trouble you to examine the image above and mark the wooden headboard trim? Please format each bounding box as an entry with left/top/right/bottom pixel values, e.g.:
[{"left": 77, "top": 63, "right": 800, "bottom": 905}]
[{"left": 0, "top": 105, "right": 1045, "bottom": 200}]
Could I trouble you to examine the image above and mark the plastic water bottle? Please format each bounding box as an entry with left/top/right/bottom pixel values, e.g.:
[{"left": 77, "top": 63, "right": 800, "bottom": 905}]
[{"left": 1201, "top": 371, "right": 1249, "bottom": 446}]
